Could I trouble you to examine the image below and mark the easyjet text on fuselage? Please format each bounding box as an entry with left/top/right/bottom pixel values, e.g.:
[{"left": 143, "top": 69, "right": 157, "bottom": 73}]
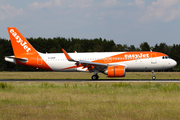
[{"left": 124, "top": 53, "right": 149, "bottom": 58}]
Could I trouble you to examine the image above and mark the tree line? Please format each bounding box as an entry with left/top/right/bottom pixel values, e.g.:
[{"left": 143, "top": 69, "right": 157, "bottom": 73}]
[{"left": 0, "top": 37, "right": 179, "bottom": 71}]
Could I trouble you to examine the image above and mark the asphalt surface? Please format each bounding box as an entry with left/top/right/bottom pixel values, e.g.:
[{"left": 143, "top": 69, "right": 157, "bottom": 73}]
[{"left": 0, "top": 79, "right": 180, "bottom": 82}]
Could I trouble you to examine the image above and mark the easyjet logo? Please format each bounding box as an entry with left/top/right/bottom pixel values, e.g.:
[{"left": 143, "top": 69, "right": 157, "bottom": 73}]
[
  {"left": 124, "top": 53, "right": 149, "bottom": 58},
  {"left": 10, "top": 29, "right": 31, "bottom": 53}
]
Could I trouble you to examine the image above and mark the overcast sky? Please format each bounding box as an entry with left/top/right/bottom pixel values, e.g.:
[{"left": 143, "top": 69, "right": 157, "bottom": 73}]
[{"left": 0, "top": 0, "right": 180, "bottom": 47}]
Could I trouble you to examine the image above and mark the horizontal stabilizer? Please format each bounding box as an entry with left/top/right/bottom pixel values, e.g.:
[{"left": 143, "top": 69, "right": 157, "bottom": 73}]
[{"left": 5, "top": 56, "right": 28, "bottom": 63}]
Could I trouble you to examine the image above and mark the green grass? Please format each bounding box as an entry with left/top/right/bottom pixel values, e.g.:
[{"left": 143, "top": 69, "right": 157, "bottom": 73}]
[
  {"left": 0, "top": 72, "right": 180, "bottom": 79},
  {"left": 0, "top": 82, "right": 180, "bottom": 120}
]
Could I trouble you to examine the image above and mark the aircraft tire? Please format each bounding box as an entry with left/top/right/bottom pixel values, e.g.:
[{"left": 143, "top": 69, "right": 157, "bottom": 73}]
[
  {"left": 152, "top": 76, "right": 156, "bottom": 80},
  {"left": 92, "top": 75, "right": 99, "bottom": 80}
]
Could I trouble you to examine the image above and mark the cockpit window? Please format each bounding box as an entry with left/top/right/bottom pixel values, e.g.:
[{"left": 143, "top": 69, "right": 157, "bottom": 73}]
[{"left": 162, "top": 56, "right": 170, "bottom": 59}]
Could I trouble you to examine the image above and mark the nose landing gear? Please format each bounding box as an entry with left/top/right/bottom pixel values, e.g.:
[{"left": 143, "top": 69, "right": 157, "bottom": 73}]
[{"left": 152, "top": 70, "right": 156, "bottom": 80}]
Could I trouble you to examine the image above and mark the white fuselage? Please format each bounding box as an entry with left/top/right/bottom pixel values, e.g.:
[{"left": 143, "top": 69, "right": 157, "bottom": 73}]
[{"left": 37, "top": 52, "right": 177, "bottom": 72}]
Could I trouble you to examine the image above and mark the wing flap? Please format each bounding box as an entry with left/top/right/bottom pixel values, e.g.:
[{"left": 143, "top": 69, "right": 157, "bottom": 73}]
[{"left": 79, "top": 60, "right": 108, "bottom": 67}]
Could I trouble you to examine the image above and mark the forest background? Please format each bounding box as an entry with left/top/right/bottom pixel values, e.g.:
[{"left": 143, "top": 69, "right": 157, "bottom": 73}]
[{"left": 0, "top": 37, "right": 179, "bottom": 71}]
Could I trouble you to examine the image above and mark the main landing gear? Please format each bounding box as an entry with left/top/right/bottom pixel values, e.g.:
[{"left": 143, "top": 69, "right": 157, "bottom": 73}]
[
  {"left": 152, "top": 70, "right": 156, "bottom": 80},
  {"left": 92, "top": 74, "right": 99, "bottom": 80},
  {"left": 91, "top": 69, "right": 99, "bottom": 80}
]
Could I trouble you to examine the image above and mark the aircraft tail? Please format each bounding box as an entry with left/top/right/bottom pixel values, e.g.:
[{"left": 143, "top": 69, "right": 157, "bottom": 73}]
[{"left": 7, "top": 27, "right": 37, "bottom": 57}]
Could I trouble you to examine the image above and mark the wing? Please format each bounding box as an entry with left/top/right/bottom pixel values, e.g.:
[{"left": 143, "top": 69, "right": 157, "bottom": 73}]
[{"left": 62, "top": 49, "right": 108, "bottom": 68}]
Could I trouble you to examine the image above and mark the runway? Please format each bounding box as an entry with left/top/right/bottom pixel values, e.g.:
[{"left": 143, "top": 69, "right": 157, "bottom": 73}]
[{"left": 0, "top": 79, "right": 180, "bottom": 82}]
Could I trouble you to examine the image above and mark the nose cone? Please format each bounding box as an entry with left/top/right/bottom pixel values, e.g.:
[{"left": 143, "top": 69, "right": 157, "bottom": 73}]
[{"left": 171, "top": 59, "right": 177, "bottom": 67}]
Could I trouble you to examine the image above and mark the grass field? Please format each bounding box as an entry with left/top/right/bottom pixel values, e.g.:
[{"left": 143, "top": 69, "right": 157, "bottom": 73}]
[
  {"left": 0, "top": 72, "right": 180, "bottom": 119},
  {"left": 0, "top": 82, "right": 180, "bottom": 120},
  {"left": 0, "top": 71, "right": 179, "bottom": 79}
]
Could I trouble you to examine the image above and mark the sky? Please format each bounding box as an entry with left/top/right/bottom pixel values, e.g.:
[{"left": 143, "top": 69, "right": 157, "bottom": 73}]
[{"left": 0, "top": 0, "right": 180, "bottom": 47}]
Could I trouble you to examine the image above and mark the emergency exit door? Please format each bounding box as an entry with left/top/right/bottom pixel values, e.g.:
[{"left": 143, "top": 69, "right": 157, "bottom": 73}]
[{"left": 37, "top": 56, "right": 42, "bottom": 65}]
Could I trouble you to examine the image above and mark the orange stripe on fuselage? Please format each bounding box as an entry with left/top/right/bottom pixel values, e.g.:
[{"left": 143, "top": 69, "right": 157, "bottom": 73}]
[
  {"left": 15, "top": 53, "right": 52, "bottom": 71},
  {"left": 60, "top": 64, "right": 87, "bottom": 71}
]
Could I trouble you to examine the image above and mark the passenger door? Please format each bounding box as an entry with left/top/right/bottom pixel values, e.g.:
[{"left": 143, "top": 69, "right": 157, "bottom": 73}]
[{"left": 151, "top": 53, "right": 157, "bottom": 64}]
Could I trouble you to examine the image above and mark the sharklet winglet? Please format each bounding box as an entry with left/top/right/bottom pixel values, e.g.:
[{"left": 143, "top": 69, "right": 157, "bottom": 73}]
[{"left": 62, "top": 49, "right": 76, "bottom": 62}]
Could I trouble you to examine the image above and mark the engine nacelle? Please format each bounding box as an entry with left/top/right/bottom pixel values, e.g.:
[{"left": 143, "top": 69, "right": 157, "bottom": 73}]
[{"left": 105, "top": 66, "right": 126, "bottom": 77}]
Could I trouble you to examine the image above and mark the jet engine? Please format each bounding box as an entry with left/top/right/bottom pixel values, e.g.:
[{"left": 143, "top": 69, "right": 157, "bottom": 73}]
[{"left": 104, "top": 66, "right": 126, "bottom": 77}]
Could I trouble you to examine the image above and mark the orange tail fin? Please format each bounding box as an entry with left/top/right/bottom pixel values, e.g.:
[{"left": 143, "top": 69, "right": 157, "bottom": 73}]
[{"left": 7, "top": 27, "right": 37, "bottom": 57}]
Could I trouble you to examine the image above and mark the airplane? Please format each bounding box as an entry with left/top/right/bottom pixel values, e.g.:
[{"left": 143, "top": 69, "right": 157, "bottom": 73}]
[{"left": 5, "top": 27, "right": 177, "bottom": 80}]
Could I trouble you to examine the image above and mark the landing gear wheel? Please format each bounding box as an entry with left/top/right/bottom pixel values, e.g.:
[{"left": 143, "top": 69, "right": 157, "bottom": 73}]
[
  {"left": 92, "top": 75, "right": 99, "bottom": 80},
  {"left": 152, "top": 76, "right": 156, "bottom": 80},
  {"left": 151, "top": 70, "right": 156, "bottom": 80}
]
